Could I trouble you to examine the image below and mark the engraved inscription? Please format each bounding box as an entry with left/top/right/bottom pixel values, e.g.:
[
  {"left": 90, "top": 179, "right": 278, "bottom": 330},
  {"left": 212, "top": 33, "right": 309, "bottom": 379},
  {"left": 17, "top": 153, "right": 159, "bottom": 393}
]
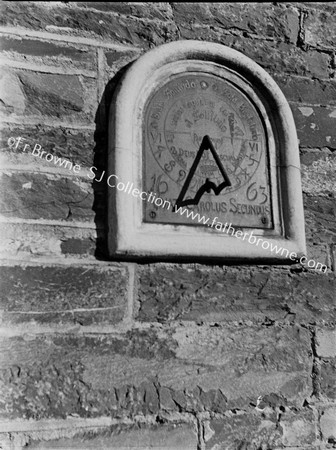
[{"left": 143, "top": 72, "right": 273, "bottom": 229}]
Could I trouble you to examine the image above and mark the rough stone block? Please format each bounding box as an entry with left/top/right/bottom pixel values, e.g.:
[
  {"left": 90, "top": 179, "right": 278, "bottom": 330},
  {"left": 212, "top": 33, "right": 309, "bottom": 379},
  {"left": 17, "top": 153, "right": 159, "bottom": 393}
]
[
  {"left": 305, "top": 242, "right": 331, "bottom": 271},
  {"left": 25, "top": 423, "right": 197, "bottom": 450},
  {"left": 77, "top": 2, "right": 174, "bottom": 21},
  {"left": 137, "top": 265, "right": 336, "bottom": 324},
  {"left": 1, "top": 68, "right": 97, "bottom": 122},
  {"left": 316, "top": 329, "right": 336, "bottom": 358},
  {"left": 320, "top": 407, "right": 336, "bottom": 442},
  {"left": 60, "top": 238, "right": 96, "bottom": 256},
  {"left": 301, "top": 152, "right": 336, "bottom": 196},
  {"left": 22, "top": 71, "right": 83, "bottom": 111},
  {"left": 0, "top": 70, "right": 25, "bottom": 115},
  {"left": 0, "top": 331, "right": 172, "bottom": 419},
  {"left": 303, "top": 195, "right": 336, "bottom": 244},
  {"left": 104, "top": 49, "right": 139, "bottom": 75},
  {"left": 17, "top": 72, "right": 96, "bottom": 121},
  {"left": 0, "top": 222, "right": 102, "bottom": 260},
  {"left": 1, "top": 125, "right": 96, "bottom": 169},
  {"left": 274, "top": 76, "right": 336, "bottom": 106},
  {"left": 320, "top": 359, "right": 336, "bottom": 400},
  {"left": 291, "top": 105, "right": 336, "bottom": 149},
  {"left": 0, "top": 265, "right": 127, "bottom": 326},
  {"left": 280, "top": 410, "right": 316, "bottom": 446},
  {"left": 82, "top": 324, "right": 312, "bottom": 408},
  {"left": 0, "top": 36, "right": 96, "bottom": 71},
  {"left": 304, "top": 7, "right": 336, "bottom": 49},
  {"left": 0, "top": 324, "right": 312, "bottom": 419},
  {"left": 205, "top": 414, "right": 282, "bottom": 449},
  {"left": 0, "top": 172, "right": 94, "bottom": 221},
  {"left": 300, "top": 150, "right": 334, "bottom": 167},
  {"left": 198, "top": 36, "right": 330, "bottom": 79},
  {"left": 75, "top": 2, "right": 136, "bottom": 14},
  {"left": 171, "top": 3, "right": 299, "bottom": 43},
  {"left": 1, "top": 2, "right": 179, "bottom": 48},
  {"left": 295, "top": 2, "right": 336, "bottom": 11}
]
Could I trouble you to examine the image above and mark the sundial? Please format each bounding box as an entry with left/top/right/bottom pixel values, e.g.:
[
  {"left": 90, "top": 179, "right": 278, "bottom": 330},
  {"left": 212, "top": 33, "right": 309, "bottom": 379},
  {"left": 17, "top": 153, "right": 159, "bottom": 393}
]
[
  {"left": 108, "top": 40, "right": 306, "bottom": 262},
  {"left": 142, "top": 72, "right": 273, "bottom": 229}
]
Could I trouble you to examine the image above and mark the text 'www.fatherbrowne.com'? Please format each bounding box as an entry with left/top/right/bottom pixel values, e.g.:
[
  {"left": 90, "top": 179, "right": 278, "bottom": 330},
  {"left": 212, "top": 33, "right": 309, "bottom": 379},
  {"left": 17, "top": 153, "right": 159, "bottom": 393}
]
[
  {"left": 7, "top": 136, "right": 328, "bottom": 273},
  {"left": 88, "top": 166, "right": 327, "bottom": 273}
]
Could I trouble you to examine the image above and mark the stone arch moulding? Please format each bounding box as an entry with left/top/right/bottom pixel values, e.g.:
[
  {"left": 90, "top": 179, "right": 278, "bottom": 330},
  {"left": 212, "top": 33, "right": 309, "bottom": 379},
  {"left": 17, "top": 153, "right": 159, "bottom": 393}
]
[{"left": 108, "top": 40, "right": 306, "bottom": 263}]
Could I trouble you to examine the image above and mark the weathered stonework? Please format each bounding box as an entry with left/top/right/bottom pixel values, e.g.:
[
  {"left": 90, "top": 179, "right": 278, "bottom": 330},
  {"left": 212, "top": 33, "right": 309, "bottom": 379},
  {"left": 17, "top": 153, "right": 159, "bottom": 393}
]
[
  {"left": 0, "top": 265, "right": 128, "bottom": 326},
  {"left": 138, "top": 265, "right": 336, "bottom": 324},
  {"left": 0, "top": 2, "right": 335, "bottom": 449}
]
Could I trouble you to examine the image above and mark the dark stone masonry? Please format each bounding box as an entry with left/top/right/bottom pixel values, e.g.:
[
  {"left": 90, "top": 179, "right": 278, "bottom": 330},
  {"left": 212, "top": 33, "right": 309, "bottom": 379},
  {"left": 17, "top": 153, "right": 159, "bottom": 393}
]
[{"left": 0, "top": 2, "right": 335, "bottom": 449}]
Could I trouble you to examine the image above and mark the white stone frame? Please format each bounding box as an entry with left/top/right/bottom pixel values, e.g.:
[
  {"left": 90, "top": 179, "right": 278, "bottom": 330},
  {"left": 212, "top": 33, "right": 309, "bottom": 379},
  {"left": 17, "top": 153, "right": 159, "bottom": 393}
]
[{"left": 108, "top": 40, "right": 306, "bottom": 263}]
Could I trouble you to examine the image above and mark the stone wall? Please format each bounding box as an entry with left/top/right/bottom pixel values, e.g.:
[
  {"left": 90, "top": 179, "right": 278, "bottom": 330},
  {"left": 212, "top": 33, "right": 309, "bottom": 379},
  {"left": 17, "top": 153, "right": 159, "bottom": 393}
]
[{"left": 0, "top": 2, "right": 335, "bottom": 449}]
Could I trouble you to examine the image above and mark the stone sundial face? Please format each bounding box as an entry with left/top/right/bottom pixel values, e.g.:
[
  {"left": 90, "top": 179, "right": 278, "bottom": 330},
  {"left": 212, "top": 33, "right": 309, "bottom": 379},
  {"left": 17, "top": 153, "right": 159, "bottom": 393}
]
[
  {"left": 109, "top": 40, "right": 305, "bottom": 261},
  {"left": 143, "top": 72, "right": 274, "bottom": 229}
]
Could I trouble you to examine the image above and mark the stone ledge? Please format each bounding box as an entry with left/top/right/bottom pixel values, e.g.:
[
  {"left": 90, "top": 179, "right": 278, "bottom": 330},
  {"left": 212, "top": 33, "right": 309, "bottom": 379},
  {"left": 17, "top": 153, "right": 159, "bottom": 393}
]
[{"left": 0, "top": 420, "right": 197, "bottom": 450}]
